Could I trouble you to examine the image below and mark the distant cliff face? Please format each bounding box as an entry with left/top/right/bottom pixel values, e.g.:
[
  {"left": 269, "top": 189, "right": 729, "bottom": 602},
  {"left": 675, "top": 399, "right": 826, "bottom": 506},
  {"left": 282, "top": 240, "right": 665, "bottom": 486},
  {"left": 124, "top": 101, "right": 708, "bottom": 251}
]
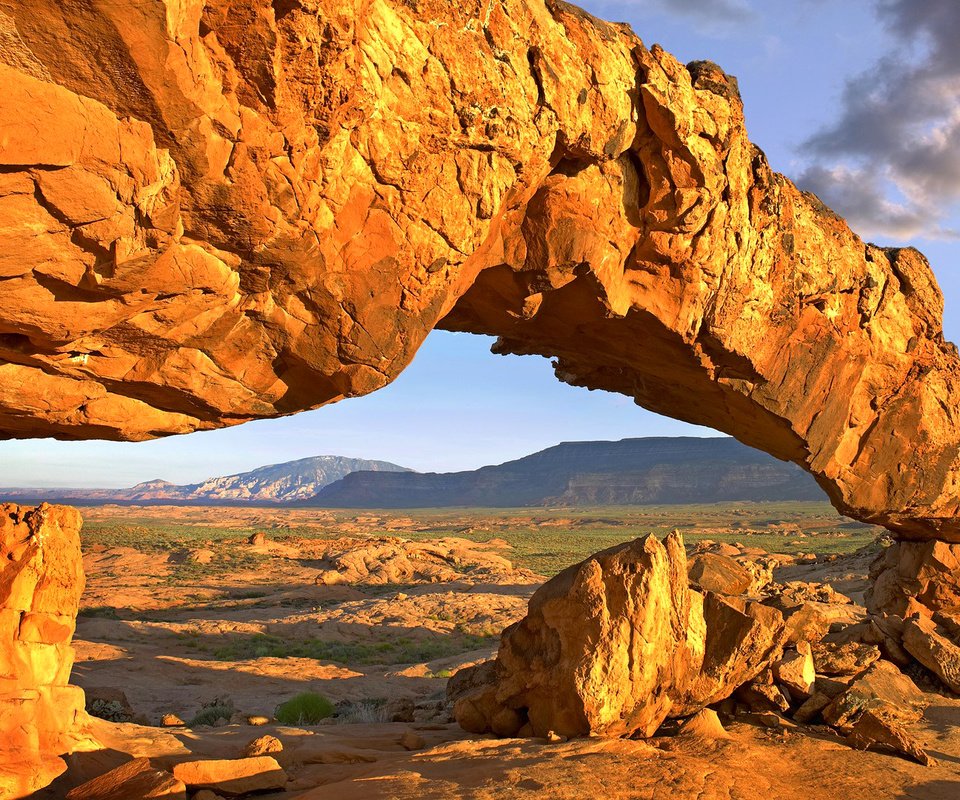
[
  {"left": 309, "top": 438, "right": 824, "bottom": 508},
  {"left": 0, "top": 456, "right": 410, "bottom": 505},
  {"left": 1, "top": 2, "right": 959, "bottom": 539},
  {"left": 181, "top": 456, "right": 411, "bottom": 502}
]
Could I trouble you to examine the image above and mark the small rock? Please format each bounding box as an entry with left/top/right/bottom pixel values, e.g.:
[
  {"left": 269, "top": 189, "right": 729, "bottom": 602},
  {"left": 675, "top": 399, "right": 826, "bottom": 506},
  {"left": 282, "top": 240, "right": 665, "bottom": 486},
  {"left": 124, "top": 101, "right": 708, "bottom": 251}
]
[
  {"left": 687, "top": 552, "right": 753, "bottom": 595},
  {"left": 186, "top": 548, "right": 215, "bottom": 564},
  {"left": 822, "top": 660, "right": 927, "bottom": 732},
  {"left": 811, "top": 642, "right": 880, "bottom": 676},
  {"left": 735, "top": 679, "right": 790, "bottom": 713},
  {"left": 758, "top": 712, "right": 782, "bottom": 728},
  {"left": 774, "top": 642, "right": 815, "bottom": 699},
  {"left": 545, "top": 730, "right": 566, "bottom": 743},
  {"left": 902, "top": 615, "right": 960, "bottom": 693},
  {"left": 793, "top": 691, "right": 831, "bottom": 724},
  {"left": 400, "top": 730, "right": 426, "bottom": 751},
  {"left": 172, "top": 756, "right": 287, "bottom": 796},
  {"left": 847, "top": 709, "right": 934, "bottom": 766},
  {"left": 813, "top": 675, "right": 852, "bottom": 698},
  {"left": 246, "top": 715, "right": 270, "bottom": 726},
  {"left": 242, "top": 735, "right": 283, "bottom": 758},
  {"left": 66, "top": 758, "right": 185, "bottom": 800},
  {"left": 228, "top": 713, "right": 246, "bottom": 725},
  {"left": 248, "top": 532, "right": 266, "bottom": 546},
  {"left": 387, "top": 697, "right": 416, "bottom": 723},
  {"left": 160, "top": 714, "right": 185, "bottom": 728}
]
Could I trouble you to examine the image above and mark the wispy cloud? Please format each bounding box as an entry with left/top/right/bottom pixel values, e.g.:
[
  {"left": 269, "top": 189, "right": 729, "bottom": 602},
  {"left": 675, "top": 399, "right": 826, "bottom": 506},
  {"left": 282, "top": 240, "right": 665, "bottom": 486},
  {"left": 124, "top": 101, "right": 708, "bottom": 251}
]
[
  {"left": 596, "top": 0, "right": 755, "bottom": 35},
  {"left": 651, "top": 0, "right": 754, "bottom": 25},
  {"left": 797, "top": 0, "right": 960, "bottom": 239}
]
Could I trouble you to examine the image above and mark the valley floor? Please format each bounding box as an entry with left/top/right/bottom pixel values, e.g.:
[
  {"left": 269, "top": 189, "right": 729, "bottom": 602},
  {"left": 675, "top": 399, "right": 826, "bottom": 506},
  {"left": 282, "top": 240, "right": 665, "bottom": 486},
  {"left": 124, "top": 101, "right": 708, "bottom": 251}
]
[{"left": 44, "top": 503, "right": 960, "bottom": 799}]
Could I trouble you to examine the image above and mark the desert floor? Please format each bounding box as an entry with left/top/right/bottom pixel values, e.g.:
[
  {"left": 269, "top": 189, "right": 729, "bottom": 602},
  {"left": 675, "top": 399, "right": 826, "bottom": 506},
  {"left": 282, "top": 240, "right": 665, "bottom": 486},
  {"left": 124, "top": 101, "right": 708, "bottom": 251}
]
[{"left": 40, "top": 503, "right": 960, "bottom": 799}]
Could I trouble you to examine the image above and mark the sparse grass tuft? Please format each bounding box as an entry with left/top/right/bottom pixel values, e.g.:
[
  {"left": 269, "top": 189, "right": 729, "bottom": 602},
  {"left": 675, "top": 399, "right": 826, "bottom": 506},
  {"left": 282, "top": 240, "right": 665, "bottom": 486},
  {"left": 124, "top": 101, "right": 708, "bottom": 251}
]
[
  {"left": 208, "top": 632, "right": 494, "bottom": 665},
  {"left": 275, "top": 692, "right": 334, "bottom": 725},
  {"left": 78, "top": 606, "right": 120, "bottom": 619},
  {"left": 189, "top": 696, "right": 234, "bottom": 727}
]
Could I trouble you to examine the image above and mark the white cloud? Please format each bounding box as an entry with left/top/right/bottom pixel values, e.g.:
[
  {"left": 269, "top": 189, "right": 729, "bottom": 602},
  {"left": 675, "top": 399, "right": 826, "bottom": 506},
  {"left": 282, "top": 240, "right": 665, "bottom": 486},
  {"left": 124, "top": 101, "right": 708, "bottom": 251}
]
[{"left": 798, "top": 0, "right": 960, "bottom": 239}]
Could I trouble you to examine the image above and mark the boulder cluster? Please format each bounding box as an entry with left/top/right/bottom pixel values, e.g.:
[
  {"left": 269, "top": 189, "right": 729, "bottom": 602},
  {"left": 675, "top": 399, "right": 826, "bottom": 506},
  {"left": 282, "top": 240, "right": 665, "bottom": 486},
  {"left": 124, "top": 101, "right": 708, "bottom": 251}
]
[{"left": 451, "top": 533, "right": 947, "bottom": 764}]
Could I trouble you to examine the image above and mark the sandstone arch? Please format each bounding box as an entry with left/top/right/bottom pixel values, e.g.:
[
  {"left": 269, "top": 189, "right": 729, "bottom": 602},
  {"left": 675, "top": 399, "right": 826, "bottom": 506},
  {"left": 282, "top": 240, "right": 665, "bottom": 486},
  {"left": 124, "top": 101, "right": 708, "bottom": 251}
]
[{"left": 0, "top": 0, "right": 959, "bottom": 540}]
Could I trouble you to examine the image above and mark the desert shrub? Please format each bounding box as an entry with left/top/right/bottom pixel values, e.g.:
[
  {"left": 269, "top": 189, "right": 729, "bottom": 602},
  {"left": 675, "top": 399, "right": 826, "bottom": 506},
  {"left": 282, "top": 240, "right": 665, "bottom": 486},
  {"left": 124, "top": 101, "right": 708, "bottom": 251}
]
[
  {"left": 425, "top": 668, "right": 454, "bottom": 679},
  {"left": 274, "top": 692, "right": 334, "bottom": 725},
  {"left": 78, "top": 606, "right": 120, "bottom": 619},
  {"left": 189, "top": 695, "right": 235, "bottom": 727},
  {"left": 211, "top": 633, "right": 494, "bottom": 665},
  {"left": 87, "top": 698, "right": 133, "bottom": 723},
  {"left": 335, "top": 698, "right": 390, "bottom": 724}
]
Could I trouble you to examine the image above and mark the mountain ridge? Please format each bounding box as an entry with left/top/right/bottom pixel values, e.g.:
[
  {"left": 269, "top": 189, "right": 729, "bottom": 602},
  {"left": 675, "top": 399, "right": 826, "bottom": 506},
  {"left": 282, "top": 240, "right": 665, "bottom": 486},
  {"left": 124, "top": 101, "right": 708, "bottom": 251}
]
[
  {"left": 307, "top": 437, "right": 826, "bottom": 508},
  {"left": 0, "top": 438, "right": 827, "bottom": 507},
  {"left": 0, "top": 455, "right": 411, "bottom": 505}
]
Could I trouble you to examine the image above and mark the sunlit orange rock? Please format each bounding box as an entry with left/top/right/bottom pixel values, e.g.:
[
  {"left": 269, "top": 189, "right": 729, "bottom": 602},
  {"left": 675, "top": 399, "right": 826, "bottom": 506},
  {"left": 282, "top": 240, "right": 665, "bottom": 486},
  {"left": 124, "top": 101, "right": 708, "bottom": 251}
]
[
  {"left": 454, "top": 532, "right": 785, "bottom": 738},
  {"left": 0, "top": 2, "right": 957, "bottom": 539},
  {"left": 0, "top": 504, "right": 95, "bottom": 798}
]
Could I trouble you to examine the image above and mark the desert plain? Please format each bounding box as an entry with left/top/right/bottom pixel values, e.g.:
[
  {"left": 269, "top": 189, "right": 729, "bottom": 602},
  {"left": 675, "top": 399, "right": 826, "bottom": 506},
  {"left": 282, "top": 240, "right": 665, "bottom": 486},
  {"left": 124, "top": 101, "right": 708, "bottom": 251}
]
[{"left": 22, "top": 502, "right": 956, "bottom": 799}]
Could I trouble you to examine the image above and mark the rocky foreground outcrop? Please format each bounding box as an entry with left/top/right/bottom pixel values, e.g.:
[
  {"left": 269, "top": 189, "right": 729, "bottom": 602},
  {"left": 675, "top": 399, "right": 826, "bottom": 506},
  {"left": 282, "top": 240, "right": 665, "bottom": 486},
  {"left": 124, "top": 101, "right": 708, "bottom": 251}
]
[
  {"left": 453, "top": 533, "right": 785, "bottom": 738},
  {"left": 453, "top": 536, "right": 942, "bottom": 765},
  {"left": 1, "top": 1, "right": 960, "bottom": 540},
  {"left": 0, "top": 504, "right": 95, "bottom": 798}
]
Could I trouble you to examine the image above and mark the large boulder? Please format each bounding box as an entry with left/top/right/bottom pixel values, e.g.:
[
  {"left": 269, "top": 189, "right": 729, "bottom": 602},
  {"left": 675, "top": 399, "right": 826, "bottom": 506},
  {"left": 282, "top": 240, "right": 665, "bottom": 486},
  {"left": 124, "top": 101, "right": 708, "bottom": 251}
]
[
  {"left": 901, "top": 616, "right": 960, "bottom": 694},
  {"left": 687, "top": 552, "right": 753, "bottom": 596},
  {"left": 866, "top": 540, "right": 960, "bottom": 618},
  {"left": 453, "top": 532, "right": 784, "bottom": 738},
  {"left": 65, "top": 758, "right": 186, "bottom": 800},
  {"left": 0, "top": 504, "right": 96, "bottom": 798},
  {"left": 0, "top": 2, "right": 959, "bottom": 541}
]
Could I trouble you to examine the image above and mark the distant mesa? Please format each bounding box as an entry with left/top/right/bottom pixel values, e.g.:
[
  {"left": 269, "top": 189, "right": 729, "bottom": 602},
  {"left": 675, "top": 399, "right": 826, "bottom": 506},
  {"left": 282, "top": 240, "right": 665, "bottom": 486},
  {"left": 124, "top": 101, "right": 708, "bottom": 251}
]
[{"left": 307, "top": 437, "right": 825, "bottom": 508}]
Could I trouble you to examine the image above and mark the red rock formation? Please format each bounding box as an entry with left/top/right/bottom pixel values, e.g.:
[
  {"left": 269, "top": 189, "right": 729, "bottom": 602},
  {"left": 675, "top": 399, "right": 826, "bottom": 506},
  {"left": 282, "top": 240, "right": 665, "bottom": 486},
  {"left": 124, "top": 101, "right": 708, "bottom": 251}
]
[
  {"left": 453, "top": 533, "right": 785, "bottom": 738},
  {"left": 0, "top": 2, "right": 958, "bottom": 539},
  {"left": 0, "top": 504, "right": 95, "bottom": 798}
]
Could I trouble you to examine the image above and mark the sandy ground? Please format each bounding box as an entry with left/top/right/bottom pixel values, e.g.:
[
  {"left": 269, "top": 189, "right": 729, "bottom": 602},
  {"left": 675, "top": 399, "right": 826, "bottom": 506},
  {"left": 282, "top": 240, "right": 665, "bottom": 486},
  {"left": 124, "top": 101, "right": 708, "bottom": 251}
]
[{"left": 53, "top": 518, "right": 960, "bottom": 799}]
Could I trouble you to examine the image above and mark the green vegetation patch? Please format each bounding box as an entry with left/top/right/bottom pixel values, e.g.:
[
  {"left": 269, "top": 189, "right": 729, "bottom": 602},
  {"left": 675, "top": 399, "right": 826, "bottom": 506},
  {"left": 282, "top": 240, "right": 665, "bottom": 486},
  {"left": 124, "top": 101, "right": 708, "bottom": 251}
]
[
  {"left": 208, "top": 632, "right": 493, "bottom": 665},
  {"left": 275, "top": 692, "right": 334, "bottom": 725}
]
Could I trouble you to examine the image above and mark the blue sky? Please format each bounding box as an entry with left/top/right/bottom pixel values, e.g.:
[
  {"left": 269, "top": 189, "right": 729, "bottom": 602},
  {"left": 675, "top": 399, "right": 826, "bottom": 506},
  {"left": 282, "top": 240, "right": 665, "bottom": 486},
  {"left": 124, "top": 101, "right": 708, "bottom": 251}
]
[{"left": 2, "top": 0, "right": 958, "bottom": 487}]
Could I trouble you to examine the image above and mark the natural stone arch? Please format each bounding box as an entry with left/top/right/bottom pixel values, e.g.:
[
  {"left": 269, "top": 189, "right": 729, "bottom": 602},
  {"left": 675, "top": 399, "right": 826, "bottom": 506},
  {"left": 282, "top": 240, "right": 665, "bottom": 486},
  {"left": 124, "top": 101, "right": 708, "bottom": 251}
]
[{"left": 0, "top": 0, "right": 958, "bottom": 540}]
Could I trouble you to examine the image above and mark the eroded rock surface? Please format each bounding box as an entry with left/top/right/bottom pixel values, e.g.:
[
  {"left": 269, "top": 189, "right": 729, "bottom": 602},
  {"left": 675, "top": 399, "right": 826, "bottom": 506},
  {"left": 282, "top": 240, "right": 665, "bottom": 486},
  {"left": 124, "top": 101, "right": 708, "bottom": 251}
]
[
  {"left": 0, "top": 1, "right": 959, "bottom": 540},
  {"left": 0, "top": 504, "right": 95, "bottom": 798},
  {"left": 453, "top": 532, "right": 785, "bottom": 738}
]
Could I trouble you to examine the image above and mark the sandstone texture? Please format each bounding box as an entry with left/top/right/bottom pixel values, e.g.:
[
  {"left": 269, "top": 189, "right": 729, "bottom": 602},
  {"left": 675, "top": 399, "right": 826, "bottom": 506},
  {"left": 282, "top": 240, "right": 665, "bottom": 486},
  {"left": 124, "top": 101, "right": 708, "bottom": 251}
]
[
  {"left": 453, "top": 532, "right": 785, "bottom": 738},
  {"left": 867, "top": 540, "right": 960, "bottom": 618},
  {"left": 171, "top": 756, "right": 287, "bottom": 796},
  {"left": 0, "top": 1, "right": 958, "bottom": 540},
  {"left": 0, "top": 504, "right": 94, "bottom": 799},
  {"left": 64, "top": 758, "right": 186, "bottom": 800}
]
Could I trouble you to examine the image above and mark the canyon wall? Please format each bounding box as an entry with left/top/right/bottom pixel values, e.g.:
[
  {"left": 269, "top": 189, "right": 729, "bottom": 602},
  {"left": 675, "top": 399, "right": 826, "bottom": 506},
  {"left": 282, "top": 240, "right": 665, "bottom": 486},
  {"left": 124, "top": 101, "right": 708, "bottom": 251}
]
[
  {"left": 0, "top": 0, "right": 958, "bottom": 539},
  {"left": 0, "top": 504, "right": 94, "bottom": 798}
]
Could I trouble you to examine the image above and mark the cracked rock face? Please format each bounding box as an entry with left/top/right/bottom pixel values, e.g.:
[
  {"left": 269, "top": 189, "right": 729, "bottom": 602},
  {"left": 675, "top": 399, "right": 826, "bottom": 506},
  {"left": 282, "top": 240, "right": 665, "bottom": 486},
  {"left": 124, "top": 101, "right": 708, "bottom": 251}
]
[
  {"left": 0, "top": 504, "right": 94, "bottom": 798},
  {"left": 452, "top": 532, "right": 785, "bottom": 738},
  {"left": 1, "top": 1, "right": 960, "bottom": 540}
]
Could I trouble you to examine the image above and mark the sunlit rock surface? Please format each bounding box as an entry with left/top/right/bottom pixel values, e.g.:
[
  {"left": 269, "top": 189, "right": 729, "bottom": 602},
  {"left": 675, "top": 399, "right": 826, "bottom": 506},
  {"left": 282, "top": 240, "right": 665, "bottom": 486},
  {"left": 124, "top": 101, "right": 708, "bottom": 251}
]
[
  {"left": 0, "top": 2, "right": 959, "bottom": 543},
  {"left": 453, "top": 533, "right": 785, "bottom": 738},
  {"left": 0, "top": 504, "right": 94, "bottom": 798}
]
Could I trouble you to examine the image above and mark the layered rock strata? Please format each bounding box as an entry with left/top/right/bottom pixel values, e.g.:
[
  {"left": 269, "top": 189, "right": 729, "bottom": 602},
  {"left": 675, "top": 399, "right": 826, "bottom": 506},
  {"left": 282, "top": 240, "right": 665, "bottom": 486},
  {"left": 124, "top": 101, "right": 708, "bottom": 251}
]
[
  {"left": 453, "top": 532, "right": 785, "bottom": 738},
  {"left": 0, "top": 504, "right": 94, "bottom": 798},
  {"left": 0, "top": 1, "right": 959, "bottom": 540}
]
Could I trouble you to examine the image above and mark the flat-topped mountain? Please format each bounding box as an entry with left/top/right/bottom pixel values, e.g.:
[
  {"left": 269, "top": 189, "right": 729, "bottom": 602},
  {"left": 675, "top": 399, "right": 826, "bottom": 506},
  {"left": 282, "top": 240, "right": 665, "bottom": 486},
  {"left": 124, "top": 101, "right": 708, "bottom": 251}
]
[
  {"left": 308, "top": 437, "right": 825, "bottom": 508},
  {"left": 0, "top": 456, "right": 411, "bottom": 505}
]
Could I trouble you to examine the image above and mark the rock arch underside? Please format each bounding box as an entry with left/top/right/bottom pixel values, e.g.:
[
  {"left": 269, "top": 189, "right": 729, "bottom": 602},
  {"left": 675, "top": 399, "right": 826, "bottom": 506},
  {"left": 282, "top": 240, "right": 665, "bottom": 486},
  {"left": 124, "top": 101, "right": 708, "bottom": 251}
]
[{"left": 2, "top": 0, "right": 960, "bottom": 796}]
